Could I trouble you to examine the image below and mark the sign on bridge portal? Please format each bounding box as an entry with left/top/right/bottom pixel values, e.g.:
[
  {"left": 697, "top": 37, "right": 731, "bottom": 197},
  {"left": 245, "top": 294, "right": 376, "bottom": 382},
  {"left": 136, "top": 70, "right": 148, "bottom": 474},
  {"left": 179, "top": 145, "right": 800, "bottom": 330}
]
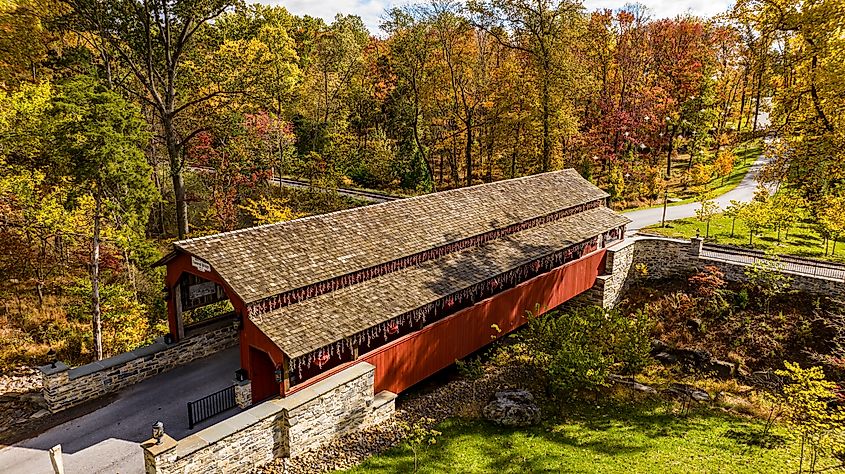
[
  {"left": 189, "top": 281, "right": 217, "bottom": 300},
  {"left": 191, "top": 256, "right": 211, "bottom": 273}
]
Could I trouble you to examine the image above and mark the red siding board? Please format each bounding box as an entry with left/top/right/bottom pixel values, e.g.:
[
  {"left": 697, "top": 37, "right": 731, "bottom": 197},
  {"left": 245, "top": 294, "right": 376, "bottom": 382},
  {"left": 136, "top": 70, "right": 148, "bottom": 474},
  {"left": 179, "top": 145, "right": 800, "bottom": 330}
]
[{"left": 359, "top": 250, "right": 606, "bottom": 394}]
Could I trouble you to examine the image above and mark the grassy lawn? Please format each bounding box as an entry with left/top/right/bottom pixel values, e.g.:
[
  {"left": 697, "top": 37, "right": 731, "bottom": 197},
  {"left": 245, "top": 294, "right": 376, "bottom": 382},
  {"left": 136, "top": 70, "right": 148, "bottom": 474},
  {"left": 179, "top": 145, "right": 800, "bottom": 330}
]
[
  {"left": 678, "top": 141, "right": 760, "bottom": 203},
  {"left": 348, "top": 404, "right": 822, "bottom": 473},
  {"left": 624, "top": 140, "right": 762, "bottom": 211},
  {"left": 642, "top": 212, "right": 845, "bottom": 264}
]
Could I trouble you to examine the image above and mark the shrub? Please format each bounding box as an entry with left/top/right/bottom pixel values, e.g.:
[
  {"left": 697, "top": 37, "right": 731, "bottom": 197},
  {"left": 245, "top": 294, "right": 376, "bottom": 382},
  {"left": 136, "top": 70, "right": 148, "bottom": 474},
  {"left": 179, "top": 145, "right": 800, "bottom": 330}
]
[
  {"left": 688, "top": 266, "right": 731, "bottom": 317},
  {"left": 744, "top": 257, "right": 793, "bottom": 312},
  {"left": 520, "top": 306, "right": 653, "bottom": 395}
]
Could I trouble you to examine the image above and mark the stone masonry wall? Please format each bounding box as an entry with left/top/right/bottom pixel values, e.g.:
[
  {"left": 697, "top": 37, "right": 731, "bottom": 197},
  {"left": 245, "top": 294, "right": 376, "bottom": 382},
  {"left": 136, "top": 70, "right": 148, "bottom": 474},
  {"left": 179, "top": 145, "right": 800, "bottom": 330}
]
[
  {"left": 582, "top": 235, "right": 844, "bottom": 308},
  {"left": 286, "top": 366, "right": 375, "bottom": 457},
  {"left": 39, "top": 324, "right": 238, "bottom": 413},
  {"left": 697, "top": 255, "right": 845, "bottom": 301},
  {"left": 143, "top": 362, "right": 397, "bottom": 474}
]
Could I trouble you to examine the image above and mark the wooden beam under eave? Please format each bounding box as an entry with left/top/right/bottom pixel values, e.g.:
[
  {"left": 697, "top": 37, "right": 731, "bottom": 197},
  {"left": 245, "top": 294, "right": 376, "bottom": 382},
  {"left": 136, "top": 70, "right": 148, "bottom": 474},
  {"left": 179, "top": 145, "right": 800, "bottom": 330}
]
[{"left": 281, "top": 355, "right": 291, "bottom": 395}]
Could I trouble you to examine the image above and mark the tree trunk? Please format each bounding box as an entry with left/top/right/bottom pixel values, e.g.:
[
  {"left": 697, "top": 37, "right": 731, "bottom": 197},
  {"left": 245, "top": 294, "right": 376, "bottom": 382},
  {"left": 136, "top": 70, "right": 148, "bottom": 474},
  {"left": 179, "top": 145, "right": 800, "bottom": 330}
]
[
  {"left": 91, "top": 192, "right": 103, "bottom": 361},
  {"left": 164, "top": 118, "right": 188, "bottom": 239},
  {"left": 465, "top": 114, "right": 473, "bottom": 187},
  {"left": 151, "top": 159, "right": 166, "bottom": 235},
  {"left": 799, "top": 433, "right": 805, "bottom": 474},
  {"left": 541, "top": 68, "right": 551, "bottom": 172},
  {"left": 737, "top": 67, "right": 748, "bottom": 131},
  {"left": 666, "top": 124, "right": 676, "bottom": 178},
  {"left": 411, "top": 88, "right": 435, "bottom": 191},
  {"left": 486, "top": 125, "right": 494, "bottom": 183},
  {"left": 752, "top": 69, "right": 763, "bottom": 132}
]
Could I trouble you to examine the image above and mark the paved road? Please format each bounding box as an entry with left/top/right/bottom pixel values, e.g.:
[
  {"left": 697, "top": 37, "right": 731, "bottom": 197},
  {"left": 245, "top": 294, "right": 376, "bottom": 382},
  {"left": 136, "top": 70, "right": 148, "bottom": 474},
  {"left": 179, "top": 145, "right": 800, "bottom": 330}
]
[
  {"left": 190, "top": 166, "right": 400, "bottom": 203},
  {"left": 624, "top": 151, "right": 771, "bottom": 231},
  {"left": 0, "top": 347, "right": 240, "bottom": 474}
]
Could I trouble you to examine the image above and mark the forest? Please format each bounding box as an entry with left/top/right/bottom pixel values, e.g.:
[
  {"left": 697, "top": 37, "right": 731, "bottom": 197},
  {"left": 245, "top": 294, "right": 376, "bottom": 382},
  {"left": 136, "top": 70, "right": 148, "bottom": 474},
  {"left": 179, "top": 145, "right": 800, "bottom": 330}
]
[{"left": 0, "top": 0, "right": 842, "bottom": 367}]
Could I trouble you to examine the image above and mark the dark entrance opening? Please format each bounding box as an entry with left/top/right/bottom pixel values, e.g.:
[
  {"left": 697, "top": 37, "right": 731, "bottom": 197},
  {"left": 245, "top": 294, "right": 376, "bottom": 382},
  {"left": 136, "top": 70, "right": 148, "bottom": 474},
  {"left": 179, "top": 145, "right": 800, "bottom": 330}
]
[{"left": 249, "top": 346, "right": 279, "bottom": 403}]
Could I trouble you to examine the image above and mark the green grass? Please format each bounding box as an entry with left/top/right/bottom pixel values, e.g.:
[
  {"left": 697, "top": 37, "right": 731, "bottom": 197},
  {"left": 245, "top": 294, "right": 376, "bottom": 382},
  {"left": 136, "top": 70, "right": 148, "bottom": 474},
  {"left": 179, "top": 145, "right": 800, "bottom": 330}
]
[
  {"left": 348, "top": 404, "right": 824, "bottom": 473},
  {"left": 681, "top": 141, "right": 760, "bottom": 202},
  {"left": 624, "top": 140, "right": 762, "bottom": 212},
  {"left": 643, "top": 213, "right": 845, "bottom": 264}
]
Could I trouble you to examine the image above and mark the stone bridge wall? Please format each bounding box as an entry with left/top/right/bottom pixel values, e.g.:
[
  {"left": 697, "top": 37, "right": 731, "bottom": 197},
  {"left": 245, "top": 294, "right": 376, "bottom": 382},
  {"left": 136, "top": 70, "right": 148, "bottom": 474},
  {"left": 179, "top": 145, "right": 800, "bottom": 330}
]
[
  {"left": 38, "top": 322, "right": 238, "bottom": 413},
  {"left": 578, "top": 235, "right": 845, "bottom": 308},
  {"left": 142, "top": 362, "right": 396, "bottom": 474}
]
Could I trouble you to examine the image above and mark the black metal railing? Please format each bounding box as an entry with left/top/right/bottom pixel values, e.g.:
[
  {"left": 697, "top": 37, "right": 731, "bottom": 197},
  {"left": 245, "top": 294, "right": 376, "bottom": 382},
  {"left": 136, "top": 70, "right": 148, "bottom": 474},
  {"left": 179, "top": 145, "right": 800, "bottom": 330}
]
[
  {"left": 701, "top": 243, "right": 845, "bottom": 281},
  {"left": 187, "top": 385, "right": 236, "bottom": 429}
]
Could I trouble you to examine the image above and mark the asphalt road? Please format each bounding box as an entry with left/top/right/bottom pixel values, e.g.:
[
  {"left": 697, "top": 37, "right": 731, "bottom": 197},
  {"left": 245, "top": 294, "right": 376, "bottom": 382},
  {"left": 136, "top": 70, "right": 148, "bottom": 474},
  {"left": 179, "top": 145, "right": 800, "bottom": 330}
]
[
  {"left": 624, "top": 151, "right": 771, "bottom": 231},
  {"left": 0, "top": 347, "right": 240, "bottom": 474}
]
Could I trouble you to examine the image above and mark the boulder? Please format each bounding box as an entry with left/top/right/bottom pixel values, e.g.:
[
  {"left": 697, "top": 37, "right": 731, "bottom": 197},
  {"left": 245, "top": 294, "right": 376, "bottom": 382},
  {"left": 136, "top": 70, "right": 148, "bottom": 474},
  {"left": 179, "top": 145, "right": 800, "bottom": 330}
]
[
  {"left": 702, "top": 359, "right": 735, "bottom": 379},
  {"left": 483, "top": 390, "right": 541, "bottom": 427},
  {"left": 650, "top": 339, "right": 670, "bottom": 355},
  {"left": 685, "top": 318, "right": 703, "bottom": 333},
  {"left": 653, "top": 352, "right": 678, "bottom": 365},
  {"left": 665, "top": 383, "right": 711, "bottom": 402},
  {"left": 675, "top": 348, "right": 713, "bottom": 368},
  {"left": 608, "top": 375, "right": 657, "bottom": 394}
]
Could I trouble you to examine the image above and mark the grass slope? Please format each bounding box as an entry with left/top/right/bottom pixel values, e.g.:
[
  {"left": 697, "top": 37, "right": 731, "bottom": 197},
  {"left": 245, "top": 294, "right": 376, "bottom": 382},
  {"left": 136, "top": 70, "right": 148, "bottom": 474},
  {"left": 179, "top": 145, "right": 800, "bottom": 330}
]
[
  {"left": 643, "top": 213, "right": 845, "bottom": 264},
  {"left": 624, "top": 140, "right": 762, "bottom": 211},
  {"left": 348, "top": 404, "right": 819, "bottom": 473}
]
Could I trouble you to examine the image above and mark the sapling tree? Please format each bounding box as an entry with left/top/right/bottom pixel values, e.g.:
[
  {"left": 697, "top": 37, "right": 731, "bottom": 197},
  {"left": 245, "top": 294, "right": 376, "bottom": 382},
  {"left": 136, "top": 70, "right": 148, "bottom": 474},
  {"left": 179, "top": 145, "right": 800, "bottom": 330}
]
[
  {"left": 724, "top": 200, "right": 747, "bottom": 238},
  {"left": 617, "top": 308, "right": 654, "bottom": 383},
  {"left": 743, "top": 256, "right": 792, "bottom": 314},
  {"left": 695, "top": 193, "right": 720, "bottom": 238},
  {"left": 774, "top": 362, "right": 845, "bottom": 473},
  {"left": 739, "top": 200, "right": 770, "bottom": 245},
  {"left": 398, "top": 417, "right": 442, "bottom": 472},
  {"left": 817, "top": 194, "right": 845, "bottom": 256},
  {"left": 769, "top": 192, "right": 803, "bottom": 242}
]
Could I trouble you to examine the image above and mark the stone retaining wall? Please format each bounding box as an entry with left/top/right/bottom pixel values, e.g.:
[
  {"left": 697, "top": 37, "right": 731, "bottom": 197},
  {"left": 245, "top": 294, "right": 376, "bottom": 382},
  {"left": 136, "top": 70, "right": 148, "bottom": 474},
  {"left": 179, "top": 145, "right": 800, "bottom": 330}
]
[
  {"left": 697, "top": 255, "right": 845, "bottom": 300},
  {"left": 142, "top": 362, "right": 396, "bottom": 474},
  {"left": 583, "top": 235, "right": 844, "bottom": 308},
  {"left": 38, "top": 323, "right": 238, "bottom": 413}
]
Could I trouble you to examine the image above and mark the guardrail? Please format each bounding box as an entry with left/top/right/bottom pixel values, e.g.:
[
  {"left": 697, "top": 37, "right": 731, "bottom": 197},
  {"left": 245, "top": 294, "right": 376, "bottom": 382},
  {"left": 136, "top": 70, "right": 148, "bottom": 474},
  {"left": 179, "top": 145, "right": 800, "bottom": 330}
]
[
  {"left": 188, "top": 385, "right": 236, "bottom": 429},
  {"left": 700, "top": 243, "right": 845, "bottom": 281}
]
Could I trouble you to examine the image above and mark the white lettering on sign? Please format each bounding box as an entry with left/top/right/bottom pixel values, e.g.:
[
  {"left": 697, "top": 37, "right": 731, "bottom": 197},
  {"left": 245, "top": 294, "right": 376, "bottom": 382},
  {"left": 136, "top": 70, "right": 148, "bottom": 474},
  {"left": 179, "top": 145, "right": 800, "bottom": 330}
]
[
  {"left": 188, "top": 281, "right": 217, "bottom": 300},
  {"left": 191, "top": 256, "right": 211, "bottom": 273}
]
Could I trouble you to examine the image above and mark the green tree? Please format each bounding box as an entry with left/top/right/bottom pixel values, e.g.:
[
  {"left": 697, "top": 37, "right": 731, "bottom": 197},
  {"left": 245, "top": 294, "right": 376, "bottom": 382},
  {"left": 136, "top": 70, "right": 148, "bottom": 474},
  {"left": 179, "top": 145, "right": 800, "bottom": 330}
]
[
  {"left": 695, "top": 193, "right": 720, "bottom": 238},
  {"left": 743, "top": 255, "right": 792, "bottom": 313},
  {"left": 774, "top": 362, "right": 845, "bottom": 473},
  {"left": 739, "top": 200, "right": 769, "bottom": 245},
  {"left": 521, "top": 306, "right": 651, "bottom": 395},
  {"left": 724, "top": 199, "right": 747, "bottom": 238},
  {"left": 817, "top": 194, "right": 845, "bottom": 256},
  {"left": 50, "top": 76, "right": 156, "bottom": 360},
  {"left": 63, "top": 0, "right": 254, "bottom": 239}
]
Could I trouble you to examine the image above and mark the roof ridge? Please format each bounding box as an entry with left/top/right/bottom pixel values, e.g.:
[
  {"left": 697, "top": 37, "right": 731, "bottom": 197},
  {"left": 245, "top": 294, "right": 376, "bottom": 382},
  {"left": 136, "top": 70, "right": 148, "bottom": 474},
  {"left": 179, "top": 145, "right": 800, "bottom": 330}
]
[{"left": 173, "top": 169, "right": 586, "bottom": 247}]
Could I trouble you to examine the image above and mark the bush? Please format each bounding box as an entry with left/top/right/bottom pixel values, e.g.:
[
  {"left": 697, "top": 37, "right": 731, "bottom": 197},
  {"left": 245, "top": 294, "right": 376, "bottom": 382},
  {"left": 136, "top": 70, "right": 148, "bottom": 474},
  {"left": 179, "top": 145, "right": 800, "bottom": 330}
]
[
  {"left": 67, "top": 279, "right": 152, "bottom": 358},
  {"left": 520, "top": 306, "right": 653, "bottom": 395}
]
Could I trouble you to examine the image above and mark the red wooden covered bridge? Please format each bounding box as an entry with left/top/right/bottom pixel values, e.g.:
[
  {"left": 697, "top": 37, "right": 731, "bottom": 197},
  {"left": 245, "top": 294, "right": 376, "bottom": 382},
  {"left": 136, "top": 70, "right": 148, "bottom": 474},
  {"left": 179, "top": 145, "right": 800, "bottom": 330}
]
[{"left": 159, "top": 170, "right": 629, "bottom": 403}]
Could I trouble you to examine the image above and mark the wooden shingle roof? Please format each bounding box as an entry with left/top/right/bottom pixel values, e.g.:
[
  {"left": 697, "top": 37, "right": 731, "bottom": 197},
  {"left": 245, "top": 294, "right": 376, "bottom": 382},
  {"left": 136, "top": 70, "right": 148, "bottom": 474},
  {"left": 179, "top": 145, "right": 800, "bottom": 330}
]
[
  {"left": 252, "top": 206, "right": 629, "bottom": 358},
  {"left": 174, "top": 170, "right": 609, "bottom": 304}
]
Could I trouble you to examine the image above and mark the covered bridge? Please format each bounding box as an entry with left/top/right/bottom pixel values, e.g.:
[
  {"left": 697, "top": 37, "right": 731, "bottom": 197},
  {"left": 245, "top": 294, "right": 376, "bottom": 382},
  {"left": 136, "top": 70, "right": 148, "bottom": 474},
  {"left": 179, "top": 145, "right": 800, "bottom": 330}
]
[{"left": 159, "top": 170, "right": 629, "bottom": 403}]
